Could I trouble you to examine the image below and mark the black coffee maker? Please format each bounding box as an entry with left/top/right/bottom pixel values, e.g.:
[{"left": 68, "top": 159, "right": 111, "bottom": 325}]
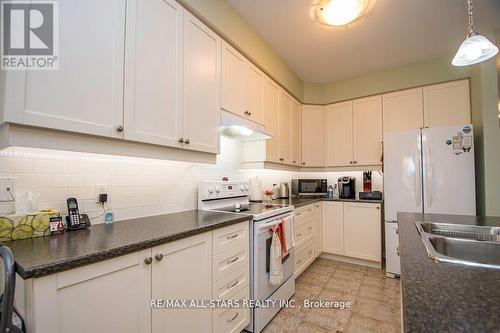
[{"left": 338, "top": 177, "right": 356, "bottom": 199}]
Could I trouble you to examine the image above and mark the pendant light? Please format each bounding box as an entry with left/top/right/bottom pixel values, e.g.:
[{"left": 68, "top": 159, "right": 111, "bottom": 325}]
[{"left": 452, "top": 0, "right": 498, "bottom": 66}]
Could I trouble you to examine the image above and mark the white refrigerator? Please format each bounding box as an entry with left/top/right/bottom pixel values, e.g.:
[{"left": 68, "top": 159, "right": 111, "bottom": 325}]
[{"left": 384, "top": 124, "right": 476, "bottom": 277}]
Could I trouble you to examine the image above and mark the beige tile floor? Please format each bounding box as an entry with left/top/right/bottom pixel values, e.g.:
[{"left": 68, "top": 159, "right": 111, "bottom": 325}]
[{"left": 263, "top": 258, "right": 401, "bottom": 333}]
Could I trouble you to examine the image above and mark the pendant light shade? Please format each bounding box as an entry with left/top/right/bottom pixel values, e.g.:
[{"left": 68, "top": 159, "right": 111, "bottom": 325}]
[
  {"left": 452, "top": 33, "right": 499, "bottom": 66},
  {"left": 452, "top": 0, "right": 498, "bottom": 66}
]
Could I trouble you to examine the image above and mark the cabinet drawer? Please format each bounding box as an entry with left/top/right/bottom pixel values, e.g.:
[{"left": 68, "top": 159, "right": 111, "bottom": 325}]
[
  {"left": 213, "top": 221, "right": 249, "bottom": 255},
  {"left": 295, "top": 238, "right": 314, "bottom": 275},
  {"left": 294, "top": 220, "right": 313, "bottom": 247},
  {"left": 213, "top": 243, "right": 249, "bottom": 281},
  {"left": 213, "top": 286, "right": 250, "bottom": 333},
  {"left": 213, "top": 265, "right": 249, "bottom": 301},
  {"left": 294, "top": 205, "right": 314, "bottom": 224}
]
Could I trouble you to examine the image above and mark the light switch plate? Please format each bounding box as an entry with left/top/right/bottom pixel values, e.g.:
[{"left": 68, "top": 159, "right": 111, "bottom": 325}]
[{"left": 0, "top": 177, "right": 16, "bottom": 202}]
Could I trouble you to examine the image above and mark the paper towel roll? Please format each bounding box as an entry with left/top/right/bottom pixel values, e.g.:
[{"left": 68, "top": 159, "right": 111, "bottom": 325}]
[{"left": 249, "top": 177, "right": 262, "bottom": 202}]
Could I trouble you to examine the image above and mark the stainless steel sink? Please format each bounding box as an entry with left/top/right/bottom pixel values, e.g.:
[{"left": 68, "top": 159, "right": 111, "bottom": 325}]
[
  {"left": 418, "top": 222, "right": 500, "bottom": 241},
  {"left": 415, "top": 221, "right": 500, "bottom": 270}
]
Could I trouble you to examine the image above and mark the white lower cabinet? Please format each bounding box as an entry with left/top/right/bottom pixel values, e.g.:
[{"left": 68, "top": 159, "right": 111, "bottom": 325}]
[
  {"left": 322, "top": 201, "right": 382, "bottom": 264},
  {"left": 322, "top": 201, "right": 344, "bottom": 255},
  {"left": 293, "top": 204, "right": 316, "bottom": 276},
  {"left": 15, "top": 222, "right": 250, "bottom": 333},
  {"left": 20, "top": 250, "right": 152, "bottom": 333},
  {"left": 313, "top": 202, "right": 323, "bottom": 257},
  {"left": 151, "top": 232, "right": 213, "bottom": 333}
]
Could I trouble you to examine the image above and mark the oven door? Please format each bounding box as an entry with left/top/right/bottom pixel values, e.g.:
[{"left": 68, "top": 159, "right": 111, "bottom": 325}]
[{"left": 254, "top": 214, "right": 295, "bottom": 301}]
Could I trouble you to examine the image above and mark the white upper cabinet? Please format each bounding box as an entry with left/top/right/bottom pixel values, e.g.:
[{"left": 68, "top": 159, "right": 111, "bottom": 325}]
[
  {"left": 383, "top": 88, "right": 423, "bottom": 133},
  {"left": 124, "top": 0, "right": 183, "bottom": 147},
  {"left": 4, "top": 0, "right": 126, "bottom": 138},
  {"left": 221, "top": 42, "right": 265, "bottom": 126},
  {"left": 325, "top": 101, "right": 353, "bottom": 167},
  {"left": 244, "top": 64, "right": 264, "bottom": 124},
  {"left": 290, "top": 99, "right": 301, "bottom": 166},
  {"left": 423, "top": 79, "right": 470, "bottom": 127},
  {"left": 301, "top": 105, "right": 325, "bottom": 167},
  {"left": 264, "top": 79, "right": 280, "bottom": 163},
  {"left": 182, "top": 11, "right": 221, "bottom": 153},
  {"left": 221, "top": 41, "right": 246, "bottom": 118},
  {"left": 353, "top": 95, "right": 383, "bottom": 166},
  {"left": 278, "top": 91, "right": 292, "bottom": 164}
]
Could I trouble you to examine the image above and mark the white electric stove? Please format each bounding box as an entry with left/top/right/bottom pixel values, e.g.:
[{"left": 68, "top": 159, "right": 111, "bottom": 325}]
[{"left": 198, "top": 181, "right": 295, "bottom": 333}]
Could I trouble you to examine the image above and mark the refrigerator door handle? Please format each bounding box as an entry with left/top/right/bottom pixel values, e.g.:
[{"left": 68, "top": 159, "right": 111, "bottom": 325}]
[
  {"left": 424, "top": 146, "right": 433, "bottom": 208},
  {"left": 414, "top": 152, "right": 421, "bottom": 208}
]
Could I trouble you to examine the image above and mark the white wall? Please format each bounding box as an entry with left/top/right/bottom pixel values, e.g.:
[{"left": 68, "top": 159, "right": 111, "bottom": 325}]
[{"left": 0, "top": 137, "right": 382, "bottom": 223}]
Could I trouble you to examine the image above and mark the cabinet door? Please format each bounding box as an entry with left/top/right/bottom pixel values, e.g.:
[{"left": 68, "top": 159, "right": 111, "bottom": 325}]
[
  {"left": 301, "top": 105, "right": 325, "bottom": 167},
  {"left": 290, "top": 100, "right": 301, "bottom": 166},
  {"left": 182, "top": 11, "right": 221, "bottom": 153},
  {"left": 353, "top": 95, "right": 383, "bottom": 166},
  {"left": 31, "top": 250, "right": 152, "bottom": 333},
  {"left": 264, "top": 79, "right": 280, "bottom": 163},
  {"left": 382, "top": 88, "right": 423, "bottom": 133},
  {"left": 314, "top": 202, "right": 323, "bottom": 257},
  {"left": 278, "top": 91, "right": 291, "bottom": 164},
  {"left": 322, "top": 202, "right": 344, "bottom": 255},
  {"left": 343, "top": 203, "right": 381, "bottom": 262},
  {"left": 6, "top": 0, "right": 126, "bottom": 138},
  {"left": 244, "top": 64, "right": 264, "bottom": 125},
  {"left": 221, "top": 41, "right": 245, "bottom": 117},
  {"left": 152, "top": 232, "right": 212, "bottom": 333},
  {"left": 124, "top": 0, "right": 183, "bottom": 147},
  {"left": 423, "top": 80, "right": 470, "bottom": 128},
  {"left": 326, "top": 101, "right": 353, "bottom": 167}
]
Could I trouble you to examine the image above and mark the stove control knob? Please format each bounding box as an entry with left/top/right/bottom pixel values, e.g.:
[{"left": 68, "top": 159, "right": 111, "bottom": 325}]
[
  {"left": 215, "top": 186, "right": 221, "bottom": 193},
  {"left": 240, "top": 185, "right": 245, "bottom": 192},
  {"left": 235, "top": 203, "right": 241, "bottom": 209},
  {"left": 244, "top": 185, "right": 249, "bottom": 191},
  {"left": 207, "top": 186, "right": 214, "bottom": 194}
]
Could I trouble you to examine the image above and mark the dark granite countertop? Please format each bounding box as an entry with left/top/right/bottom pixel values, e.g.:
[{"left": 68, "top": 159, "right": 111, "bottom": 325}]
[
  {"left": 2, "top": 210, "right": 251, "bottom": 280},
  {"left": 270, "top": 197, "right": 383, "bottom": 208},
  {"left": 398, "top": 212, "right": 500, "bottom": 333}
]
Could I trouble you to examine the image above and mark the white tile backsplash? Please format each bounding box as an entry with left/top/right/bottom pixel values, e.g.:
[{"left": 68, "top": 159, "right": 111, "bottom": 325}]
[{"left": 0, "top": 137, "right": 383, "bottom": 223}]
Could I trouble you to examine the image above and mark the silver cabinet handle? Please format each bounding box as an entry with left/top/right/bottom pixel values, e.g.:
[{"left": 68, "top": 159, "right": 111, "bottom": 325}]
[
  {"left": 226, "top": 256, "right": 239, "bottom": 264},
  {"left": 227, "top": 280, "right": 239, "bottom": 289},
  {"left": 154, "top": 254, "right": 163, "bottom": 262},
  {"left": 144, "top": 257, "right": 153, "bottom": 265},
  {"left": 226, "top": 233, "right": 238, "bottom": 240},
  {"left": 116, "top": 125, "right": 124, "bottom": 132},
  {"left": 397, "top": 246, "right": 400, "bottom": 256},
  {"left": 178, "top": 138, "right": 184, "bottom": 143},
  {"left": 396, "top": 229, "right": 398, "bottom": 235},
  {"left": 185, "top": 138, "right": 190, "bottom": 144},
  {"left": 227, "top": 312, "right": 239, "bottom": 323}
]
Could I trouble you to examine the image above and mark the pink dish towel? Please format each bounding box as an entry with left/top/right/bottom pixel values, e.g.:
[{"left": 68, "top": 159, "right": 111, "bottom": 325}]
[{"left": 269, "top": 224, "right": 283, "bottom": 286}]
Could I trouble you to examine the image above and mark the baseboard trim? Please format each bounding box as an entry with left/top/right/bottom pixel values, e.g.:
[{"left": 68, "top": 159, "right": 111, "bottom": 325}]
[{"left": 319, "top": 252, "right": 382, "bottom": 269}]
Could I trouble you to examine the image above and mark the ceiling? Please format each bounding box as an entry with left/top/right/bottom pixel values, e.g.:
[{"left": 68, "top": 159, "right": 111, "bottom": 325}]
[{"left": 227, "top": 0, "right": 500, "bottom": 83}]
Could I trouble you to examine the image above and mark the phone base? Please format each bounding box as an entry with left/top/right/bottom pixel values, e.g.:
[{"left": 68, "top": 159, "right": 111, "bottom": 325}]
[{"left": 66, "top": 214, "right": 91, "bottom": 231}]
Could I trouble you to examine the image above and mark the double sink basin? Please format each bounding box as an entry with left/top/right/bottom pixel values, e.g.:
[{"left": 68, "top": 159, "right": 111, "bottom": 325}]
[{"left": 415, "top": 221, "right": 500, "bottom": 269}]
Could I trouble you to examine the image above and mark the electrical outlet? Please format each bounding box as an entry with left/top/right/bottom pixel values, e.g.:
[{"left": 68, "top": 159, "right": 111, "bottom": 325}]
[
  {"left": 95, "top": 184, "right": 108, "bottom": 203},
  {"left": 0, "top": 177, "right": 16, "bottom": 202}
]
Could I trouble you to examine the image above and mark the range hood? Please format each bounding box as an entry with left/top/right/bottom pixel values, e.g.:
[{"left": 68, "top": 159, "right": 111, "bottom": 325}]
[{"left": 220, "top": 111, "right": 273, "bottom": 142}]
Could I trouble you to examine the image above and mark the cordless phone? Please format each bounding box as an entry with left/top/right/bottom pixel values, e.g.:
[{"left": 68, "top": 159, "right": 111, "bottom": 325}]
[{"left": 66, "top": 198, "right": 91, "bottom": 230}]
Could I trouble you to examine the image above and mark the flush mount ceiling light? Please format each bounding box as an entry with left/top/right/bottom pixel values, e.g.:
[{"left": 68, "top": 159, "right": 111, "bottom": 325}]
[
  {"left": 315, "top": 0, "right": 376, "bottom": 27},
  {"left": 452, "top": 0, "right": 498, "bottom": 66}
]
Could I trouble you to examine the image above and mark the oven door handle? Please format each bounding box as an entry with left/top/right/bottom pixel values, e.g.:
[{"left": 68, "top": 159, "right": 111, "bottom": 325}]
[{"left": 257, "top": 215, "right": 294, "bottom": 231}]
